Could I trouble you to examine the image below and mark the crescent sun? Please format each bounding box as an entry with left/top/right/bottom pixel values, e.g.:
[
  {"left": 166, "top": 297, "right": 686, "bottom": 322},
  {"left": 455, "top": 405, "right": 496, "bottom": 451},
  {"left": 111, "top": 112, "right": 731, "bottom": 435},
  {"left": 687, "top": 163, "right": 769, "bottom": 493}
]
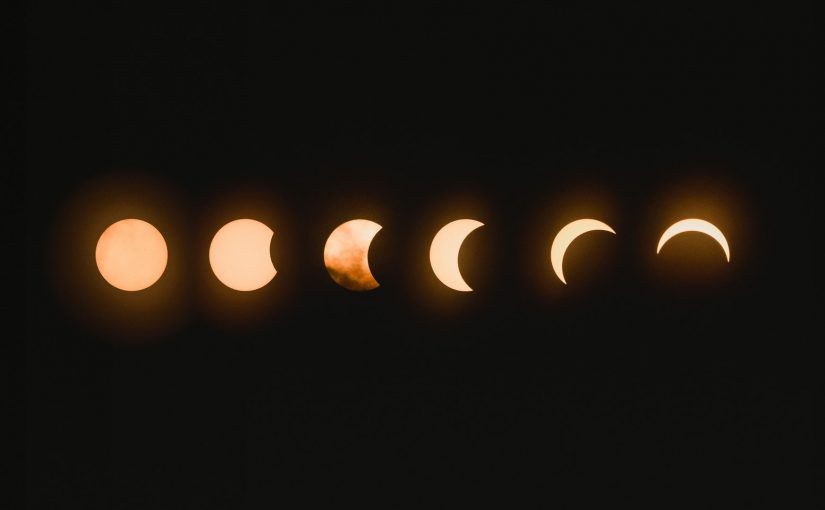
[
  {"left": 429, "top": 219, "right": 484, "bottom": 292},
  {"left": 550, "top": 219, "right": 616, "bottom": 284},
  {"left": 324, "top": 219, "right": 382, "bottom": 291},
  {"left": 657, "top": 218, "right": 730, "bottom": 262}
]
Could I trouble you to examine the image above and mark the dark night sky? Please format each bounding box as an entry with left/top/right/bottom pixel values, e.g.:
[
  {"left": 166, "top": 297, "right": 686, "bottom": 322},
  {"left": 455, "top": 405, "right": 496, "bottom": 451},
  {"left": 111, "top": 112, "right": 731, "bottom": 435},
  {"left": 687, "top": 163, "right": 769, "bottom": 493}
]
[{"left": 25, "top": 7, "right": 821, "bottom": 507}]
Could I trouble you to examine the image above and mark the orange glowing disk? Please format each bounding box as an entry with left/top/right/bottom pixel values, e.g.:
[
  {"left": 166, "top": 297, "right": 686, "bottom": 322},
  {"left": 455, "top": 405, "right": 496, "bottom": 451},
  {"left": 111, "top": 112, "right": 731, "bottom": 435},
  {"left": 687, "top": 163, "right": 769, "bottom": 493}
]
[
  {"left": 209, "top": 219, "right": 277, "bottom": 291},
  {"left": 95, "top": 219, "right": 168, "bottom": 291}
]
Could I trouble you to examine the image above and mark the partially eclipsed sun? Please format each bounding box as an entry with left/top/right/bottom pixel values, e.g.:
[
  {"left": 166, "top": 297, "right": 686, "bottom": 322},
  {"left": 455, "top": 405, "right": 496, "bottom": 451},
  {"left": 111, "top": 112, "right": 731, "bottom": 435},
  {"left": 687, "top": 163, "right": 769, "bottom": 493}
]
[
  {"left": 209, "top": 219, "right": 277, "bottom": 291},
  {"left": 657, "top": 218, "right": 730, "bottom": 262},
  {"left": 551, "top": 219, "right": 616, "bottom": 284},
  {"left": 429, "top": 219, "right": 484, "bottom": 292},
  {"left": 324, "top": 219, "right": 382, "bottom": 291}
]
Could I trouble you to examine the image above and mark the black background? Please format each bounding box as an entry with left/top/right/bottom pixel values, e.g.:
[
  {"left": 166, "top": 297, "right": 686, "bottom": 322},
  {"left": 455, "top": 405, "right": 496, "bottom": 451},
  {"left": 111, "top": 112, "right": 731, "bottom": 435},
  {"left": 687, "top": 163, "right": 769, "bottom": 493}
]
[{"left": 25, "top": 7, "right": 821, "bottom": 507}]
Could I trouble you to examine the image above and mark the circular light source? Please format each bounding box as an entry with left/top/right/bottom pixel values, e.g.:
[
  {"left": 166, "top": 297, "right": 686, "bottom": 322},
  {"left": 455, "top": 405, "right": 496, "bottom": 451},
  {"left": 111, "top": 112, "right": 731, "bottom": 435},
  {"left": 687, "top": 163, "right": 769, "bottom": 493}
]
[{"left": 95, "top": 219, "right": 168, "bottom": 291}]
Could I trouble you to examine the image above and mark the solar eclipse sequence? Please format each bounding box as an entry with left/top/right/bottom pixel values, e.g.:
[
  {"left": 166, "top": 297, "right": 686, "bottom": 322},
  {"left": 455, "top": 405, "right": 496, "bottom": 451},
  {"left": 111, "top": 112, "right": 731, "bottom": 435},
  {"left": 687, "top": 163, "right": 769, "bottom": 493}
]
[{"left": 94, "top": 215, "right": 731, "bottom": 293}]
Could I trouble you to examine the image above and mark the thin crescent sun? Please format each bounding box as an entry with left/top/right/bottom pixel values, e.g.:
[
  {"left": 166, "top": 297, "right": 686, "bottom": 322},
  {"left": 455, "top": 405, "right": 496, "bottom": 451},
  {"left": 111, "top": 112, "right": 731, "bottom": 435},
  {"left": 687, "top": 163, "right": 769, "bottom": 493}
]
[
  {"left": 550, "top": 219, "right": 616, "bottom": 284},
  {"left": 429, "top": 219, "right": 484, "bottom": 292},
  {"left": 656, "top": 218, "right": 730, "bottom": 262}
]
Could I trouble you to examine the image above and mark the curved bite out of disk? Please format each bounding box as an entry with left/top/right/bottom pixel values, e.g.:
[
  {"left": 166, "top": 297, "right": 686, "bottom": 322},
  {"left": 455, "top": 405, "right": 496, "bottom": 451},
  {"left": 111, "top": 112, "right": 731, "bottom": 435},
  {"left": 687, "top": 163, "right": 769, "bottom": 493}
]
[
  {"left": 209, "top": 219, "right": 277, "bottom": 291},
  {"left": 550, "top": 219, "right": 616, "bottom": 285},
  {"left": 324, "top": 219, "right": 382, "bottom": 291},
  {"left": 657, "top": 218, "right": 730, "bottom": 262},
  {"left": 429, "top": 219, "right": 484, "bottom": 292}
]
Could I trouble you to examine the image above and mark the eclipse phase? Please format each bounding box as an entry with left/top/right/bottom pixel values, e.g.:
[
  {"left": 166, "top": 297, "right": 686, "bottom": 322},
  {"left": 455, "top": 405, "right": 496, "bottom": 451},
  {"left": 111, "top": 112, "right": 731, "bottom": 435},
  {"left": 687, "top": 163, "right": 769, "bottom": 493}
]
[
  {"left": 95, "top": 219, "right": 168, "bottom": 291},
  {"left": 209, "top": 219, "right": 277, "bottom": 291},
  {"left": 324, "top": 219, "right": 382, "bottom": 291},
  {"left": 550, "top": 219, "right": 616, "bottom": 285},
  {"left": 429, "top": 219, "right": 484, "bottom": 292},
  {"left": 657, "top": 218, "right": 730, "bottom": 262}
]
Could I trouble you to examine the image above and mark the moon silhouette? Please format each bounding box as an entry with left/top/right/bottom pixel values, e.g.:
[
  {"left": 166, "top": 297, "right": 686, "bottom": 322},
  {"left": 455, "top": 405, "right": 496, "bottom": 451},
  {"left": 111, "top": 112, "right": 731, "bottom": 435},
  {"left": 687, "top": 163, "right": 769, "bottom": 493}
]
[
  {"left": 324, "top": 219, "right": 382, "bottom": 291},
  {"left": 209, "top": 219, "right": 277, "bottom": 291},
  {"left": 550, "top": 219, "right": 616, "bottom": 284},
  {"left": 429, "top": 219, "right": 484, "bottom": 292},
  {"left": 95, "top": 218, "right": 168, "bottom": 291},
  {"left": 657, "top": 218, "right": 730, "bottom": 262}
]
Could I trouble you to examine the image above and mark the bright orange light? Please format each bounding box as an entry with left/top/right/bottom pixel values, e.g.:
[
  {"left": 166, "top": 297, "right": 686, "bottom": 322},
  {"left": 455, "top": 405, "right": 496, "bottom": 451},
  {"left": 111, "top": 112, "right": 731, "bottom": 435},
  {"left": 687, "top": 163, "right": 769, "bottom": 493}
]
[
  {"left": 209, "top": 219, "right": 277, "bottom": 291},
  {"left": 95, "top": 219, "right": 168, "bottom": 291},
  {"left": 324, "top": 219, "right": 382, "bottom": 291}
]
